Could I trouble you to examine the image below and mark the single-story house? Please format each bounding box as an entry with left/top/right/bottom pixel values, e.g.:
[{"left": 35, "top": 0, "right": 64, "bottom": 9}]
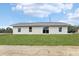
[
  {"left": 77, "top": 28, "right": 79, "bottom": 33},
  {"left": 11, "top": 22, "right": 69, "bottom": 34}
]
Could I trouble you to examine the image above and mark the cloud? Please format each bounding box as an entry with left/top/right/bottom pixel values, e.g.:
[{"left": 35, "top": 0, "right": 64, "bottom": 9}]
[
  {"left": 67, "top": 8, "right": 79, "bottom": 20},
  {"left": 11, "top": 3, "right": 73, "bottom": 17},
  {"left": 64, "top": 3, "right": 73, "bottom": 10},
  {"left": 65, "top": 8, "right": 79, "bottom": 25},
  {"left": 59, "top": 19, "right": 79, "bottom": 25},
  {"left": 59, "top": 8, "right": 79, "bottom": 25},
  {"left": 59, "top": 19, "right": 76, "bottom": 25}
]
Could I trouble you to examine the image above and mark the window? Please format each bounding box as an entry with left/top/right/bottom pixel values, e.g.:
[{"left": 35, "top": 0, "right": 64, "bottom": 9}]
[
  {"left": 59, "top": 27, "right": 62, "bottom": 32},
  {"left": 18, "top": 28, "right": 21, "bottom": 32},
  {"left": 29, "top": 27, "right": 32, "bottom": 32},
  {"left": 43, "top": 27, "right": 49, "bottom": 33}
]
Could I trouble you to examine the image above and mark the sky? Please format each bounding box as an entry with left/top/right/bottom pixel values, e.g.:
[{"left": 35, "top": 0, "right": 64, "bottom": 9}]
[{"left": 0, "top": 3, "right": 79, "bottom": 28}]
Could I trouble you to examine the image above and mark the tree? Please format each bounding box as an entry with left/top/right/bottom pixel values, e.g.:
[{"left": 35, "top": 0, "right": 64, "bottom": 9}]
[
  {"left": 0, "top": 27, "right": 13, "bottom": 33},
  {"left": 5, "top": 27, "right": 13, "bottom": 33},
  {"left": 0, "top": 28, "right": 5, "bottom": 33},
  {"left": 68, "top": 25, "right": 78, "bottom": 33}
]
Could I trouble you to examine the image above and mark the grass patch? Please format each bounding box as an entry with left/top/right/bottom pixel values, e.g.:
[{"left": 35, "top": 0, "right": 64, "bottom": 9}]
[{"left": 0, "top": 34, "right": 79, "bottom": 45}]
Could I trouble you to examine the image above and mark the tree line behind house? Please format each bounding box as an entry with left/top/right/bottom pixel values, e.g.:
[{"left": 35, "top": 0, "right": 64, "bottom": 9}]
[
  {"left": 68, "top": 25, "right": 79, "bottom": 33},
  {"left": 0, "top": 27, "right": 13, "bottom": 33},
  {"left": 0, "top": 25, "right": 79, "bottom": 33}
]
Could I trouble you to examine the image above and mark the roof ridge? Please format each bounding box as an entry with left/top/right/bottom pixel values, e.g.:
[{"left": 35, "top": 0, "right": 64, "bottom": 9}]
[{"left": 11, "top": 22, "right": 69, "bottom": 26}]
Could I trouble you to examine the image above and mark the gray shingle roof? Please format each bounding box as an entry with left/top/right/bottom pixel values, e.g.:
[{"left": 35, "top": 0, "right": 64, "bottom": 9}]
[{"left": 11, "top": 22, "right": 70, "bottom": 27}]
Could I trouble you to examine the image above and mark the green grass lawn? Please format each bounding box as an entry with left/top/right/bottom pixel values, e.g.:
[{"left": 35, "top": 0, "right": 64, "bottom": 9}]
[{"left": 0, "top": 34, "right": 79, "bottom": 45}]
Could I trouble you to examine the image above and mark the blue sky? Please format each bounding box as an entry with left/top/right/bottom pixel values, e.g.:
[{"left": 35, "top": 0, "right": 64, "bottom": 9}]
[{"left": 0, "top": 3, "right": 79, "bottom": 28}]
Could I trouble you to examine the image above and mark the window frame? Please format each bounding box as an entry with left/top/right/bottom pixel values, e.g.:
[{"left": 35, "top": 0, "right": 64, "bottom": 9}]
[
  {"left": 59, "top": 27, "right": 62, "bottom": 32},
  {"left": 29, "top": 26, "right": 32, "bottom": 32},
  {"left": 18, "top": 28, "right": 21, "bottom": 32}
]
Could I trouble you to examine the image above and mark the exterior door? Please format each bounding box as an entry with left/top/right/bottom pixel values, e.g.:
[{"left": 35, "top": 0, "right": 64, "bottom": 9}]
[{"left": 43, "top": 27, "right": 49, "bottom": 33}]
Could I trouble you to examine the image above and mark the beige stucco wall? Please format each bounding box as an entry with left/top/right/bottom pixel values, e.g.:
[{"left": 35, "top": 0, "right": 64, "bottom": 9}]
[
  {"left": 77, "top": 29, "right": 79, "bottom": 33},
  {"left": 49, "top": 27, "right": 68, "bottom": 34},
  {"left": 13, "top": 26, "right": 68, "bottom": 34},
  {"left": 13, "top": 26, "right": 43, "bottom": 34}
]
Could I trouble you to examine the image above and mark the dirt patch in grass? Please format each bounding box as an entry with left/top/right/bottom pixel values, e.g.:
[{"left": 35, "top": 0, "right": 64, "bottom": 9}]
[{"left": 0, "top": 45, "right": 79, "bottom": 56}]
